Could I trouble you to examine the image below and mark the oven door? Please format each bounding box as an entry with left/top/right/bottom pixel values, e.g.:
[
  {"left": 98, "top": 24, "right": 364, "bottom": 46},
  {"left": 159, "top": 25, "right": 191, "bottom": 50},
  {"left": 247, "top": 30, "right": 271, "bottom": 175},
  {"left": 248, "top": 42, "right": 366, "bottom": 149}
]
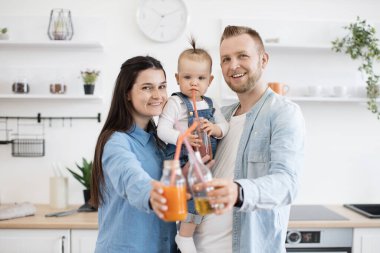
[{"left": 286, "top": 248, "right": 351, "bottom": 253}]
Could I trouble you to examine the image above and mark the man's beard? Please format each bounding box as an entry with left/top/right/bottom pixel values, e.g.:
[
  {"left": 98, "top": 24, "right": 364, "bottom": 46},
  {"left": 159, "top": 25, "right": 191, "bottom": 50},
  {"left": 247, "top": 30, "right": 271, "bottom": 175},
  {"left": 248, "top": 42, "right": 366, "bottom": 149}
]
[{"left": 227, "top": 70, "right": 262, "bottom": 94}]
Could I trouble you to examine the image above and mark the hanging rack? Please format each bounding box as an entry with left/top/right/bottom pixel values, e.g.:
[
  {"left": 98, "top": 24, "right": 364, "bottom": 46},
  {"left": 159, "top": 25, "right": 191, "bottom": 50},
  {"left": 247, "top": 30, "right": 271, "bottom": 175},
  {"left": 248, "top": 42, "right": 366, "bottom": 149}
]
[{"left": 0, "top": 113, "right": 101, "bottom": 123}]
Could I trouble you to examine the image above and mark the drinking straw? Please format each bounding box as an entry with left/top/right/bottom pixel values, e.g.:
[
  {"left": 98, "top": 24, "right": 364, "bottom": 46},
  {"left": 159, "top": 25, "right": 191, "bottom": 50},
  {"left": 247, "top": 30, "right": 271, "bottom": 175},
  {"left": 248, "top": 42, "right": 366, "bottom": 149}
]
[
  {"left": 170, "top": 121, "right": 198, "bottom": 185},
  {"left": 192, "top": 90, "right": 199, "bottom": 119},
  {"left": 174, "top": 120, "right": 204, "bottom": 183}
]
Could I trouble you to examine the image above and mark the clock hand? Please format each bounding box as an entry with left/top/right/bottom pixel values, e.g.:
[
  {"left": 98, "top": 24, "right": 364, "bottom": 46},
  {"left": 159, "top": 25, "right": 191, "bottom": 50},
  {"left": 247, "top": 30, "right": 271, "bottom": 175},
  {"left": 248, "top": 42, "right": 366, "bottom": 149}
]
[
  {"left": 146, "top": 6, "right": 165, "bottom": 18},
  {"left": 151, "top": 18, "right": 163, "bottom": 34},
  {"left": 162, "top": 8, "right": 181, "bottom": 17}
]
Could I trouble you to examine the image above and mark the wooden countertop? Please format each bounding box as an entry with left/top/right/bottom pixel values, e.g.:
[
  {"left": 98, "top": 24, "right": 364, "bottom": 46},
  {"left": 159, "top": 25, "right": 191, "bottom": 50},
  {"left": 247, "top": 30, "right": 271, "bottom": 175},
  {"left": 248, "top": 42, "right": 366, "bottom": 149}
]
[
  {"left": 0, "top": 204, "right": 98, "bottom": 229},
  {"left": 288, "top": 205, "right": 380, "bottom": 228},
  {"left": 0, "top": 204, "right": 379, "bottom": 229}
]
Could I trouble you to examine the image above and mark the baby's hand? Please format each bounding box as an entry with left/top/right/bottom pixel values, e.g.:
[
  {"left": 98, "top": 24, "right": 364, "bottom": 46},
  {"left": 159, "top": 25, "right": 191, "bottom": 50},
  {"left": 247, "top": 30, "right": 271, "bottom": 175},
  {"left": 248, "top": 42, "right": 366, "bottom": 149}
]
[
  {"left": 187, "top": 134, "right": 201, "bottom": 148},
  {"left": 201, "top": 119, "right": 222, "bottom": 138}
]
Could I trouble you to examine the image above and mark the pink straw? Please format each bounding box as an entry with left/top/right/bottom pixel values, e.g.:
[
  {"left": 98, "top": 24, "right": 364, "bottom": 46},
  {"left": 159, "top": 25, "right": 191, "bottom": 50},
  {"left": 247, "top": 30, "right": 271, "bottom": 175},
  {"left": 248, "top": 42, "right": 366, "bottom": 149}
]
[{"left": 174, "top": 120, "right": 205, "bottom": 183}]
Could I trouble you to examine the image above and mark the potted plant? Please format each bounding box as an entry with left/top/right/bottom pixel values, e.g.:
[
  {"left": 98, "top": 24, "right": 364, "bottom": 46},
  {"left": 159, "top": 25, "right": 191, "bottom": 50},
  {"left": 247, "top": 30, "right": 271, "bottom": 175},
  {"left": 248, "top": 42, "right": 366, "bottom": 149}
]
[
  {"left": 0, "top": 27, "right": 9, "bottom": 40},
  {"left": 66, "top": 157, "right": 96, "bottom": 211},
  {"left": 80, "top": 69, "right": 100, "bottom": 95},
  {"left": 332, "top": 17, "right": 380, "bottom": 119}
]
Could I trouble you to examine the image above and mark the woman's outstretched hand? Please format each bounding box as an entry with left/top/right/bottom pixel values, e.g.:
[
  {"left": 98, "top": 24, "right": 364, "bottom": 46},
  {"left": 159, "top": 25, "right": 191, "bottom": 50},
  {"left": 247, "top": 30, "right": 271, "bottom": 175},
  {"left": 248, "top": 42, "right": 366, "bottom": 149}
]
[{"left": 150, "top": 181, "right": 167, "bottom": 219}]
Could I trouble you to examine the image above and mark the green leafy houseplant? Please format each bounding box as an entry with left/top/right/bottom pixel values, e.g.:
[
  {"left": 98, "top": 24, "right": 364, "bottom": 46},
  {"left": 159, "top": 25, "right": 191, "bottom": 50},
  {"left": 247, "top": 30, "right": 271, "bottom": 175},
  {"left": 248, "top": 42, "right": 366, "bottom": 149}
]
[
  {"left": 80, "top": 70, "right": 100, "bottom": 85},
  {"left": 66, "top": 157, "right": 92, "bottom": 190},
  {"left": 0, "top": 27, "right": 9, "bottom": 40},
  {"left": 332, "top": 17, "right": 380, "bottom": 119}
]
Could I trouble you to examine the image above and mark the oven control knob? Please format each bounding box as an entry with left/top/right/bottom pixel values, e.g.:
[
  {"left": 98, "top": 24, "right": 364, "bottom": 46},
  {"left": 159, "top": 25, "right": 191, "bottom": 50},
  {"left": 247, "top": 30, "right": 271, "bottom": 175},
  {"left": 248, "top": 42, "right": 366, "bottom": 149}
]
[{"left": 287, "top": 231, "right": 301, "bottom": 244}]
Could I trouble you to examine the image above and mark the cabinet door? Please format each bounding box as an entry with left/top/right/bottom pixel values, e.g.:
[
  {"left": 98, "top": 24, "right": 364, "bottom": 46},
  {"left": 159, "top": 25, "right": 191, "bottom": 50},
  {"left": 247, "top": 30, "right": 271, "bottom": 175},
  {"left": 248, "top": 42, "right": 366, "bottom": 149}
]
[
  {"left": 71, "top": 229, "right": 98, "bottom": 253},
  {"left": 353, "top": 228, "right": 380, "bottom": 253},
  {"left": 0, "top": 229, "right": 70, "bottom": 253}
]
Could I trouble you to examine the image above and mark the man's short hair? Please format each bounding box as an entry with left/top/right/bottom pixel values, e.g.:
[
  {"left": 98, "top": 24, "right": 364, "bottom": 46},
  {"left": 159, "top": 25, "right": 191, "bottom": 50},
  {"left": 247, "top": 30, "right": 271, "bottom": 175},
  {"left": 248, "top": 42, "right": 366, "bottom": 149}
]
[{"left": 220, "top": 25, "right": 265, "bottom": 53}]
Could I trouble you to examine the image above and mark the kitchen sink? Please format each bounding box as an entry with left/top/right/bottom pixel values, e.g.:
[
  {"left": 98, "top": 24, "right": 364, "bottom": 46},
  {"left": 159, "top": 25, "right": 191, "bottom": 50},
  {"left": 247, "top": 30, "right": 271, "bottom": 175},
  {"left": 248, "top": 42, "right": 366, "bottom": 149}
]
[{"left": 344, "top": 204, "right": 380, "bottom": 218}]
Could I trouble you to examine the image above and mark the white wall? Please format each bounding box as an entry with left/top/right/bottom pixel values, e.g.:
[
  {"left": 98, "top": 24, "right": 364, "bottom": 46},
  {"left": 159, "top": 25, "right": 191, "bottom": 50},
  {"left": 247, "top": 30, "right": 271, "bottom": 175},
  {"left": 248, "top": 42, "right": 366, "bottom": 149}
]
[{"left": 0, "top": 0, "right": 379, "bottom": 206}]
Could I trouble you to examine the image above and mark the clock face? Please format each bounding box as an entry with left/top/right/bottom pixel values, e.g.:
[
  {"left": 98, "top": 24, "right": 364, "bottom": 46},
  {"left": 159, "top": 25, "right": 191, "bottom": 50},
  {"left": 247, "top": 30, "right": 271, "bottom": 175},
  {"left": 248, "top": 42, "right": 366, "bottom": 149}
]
[{"left": 136, "top": 0, "right": 188, "bottom": 42}]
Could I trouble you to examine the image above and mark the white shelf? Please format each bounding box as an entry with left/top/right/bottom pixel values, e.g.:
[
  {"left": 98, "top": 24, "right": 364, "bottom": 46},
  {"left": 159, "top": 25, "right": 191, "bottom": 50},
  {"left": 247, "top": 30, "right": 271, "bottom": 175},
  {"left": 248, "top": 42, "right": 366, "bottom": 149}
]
[
  {"left": 0, "top": 94, "right": 103, "bottom": 101},
  {"left": 0, "top": 40, "right": 103, "bottom": 50},
  {"left": 222, "top": 96, "right": 373, "bottom": 103},
  {"left": 290, "top": 96, "right": 370, "bottom": 102},
  {"left": 264, "top": 43, "right": 332, "bottom": 50}
]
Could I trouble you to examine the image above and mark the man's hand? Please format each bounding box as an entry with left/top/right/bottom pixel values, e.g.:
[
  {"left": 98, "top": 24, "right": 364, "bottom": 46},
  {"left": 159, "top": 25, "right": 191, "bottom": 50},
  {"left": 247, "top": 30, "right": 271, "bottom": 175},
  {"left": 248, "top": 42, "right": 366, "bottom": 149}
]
[{"left": 206, "top": 179, "right": 239, "bottom": 215}]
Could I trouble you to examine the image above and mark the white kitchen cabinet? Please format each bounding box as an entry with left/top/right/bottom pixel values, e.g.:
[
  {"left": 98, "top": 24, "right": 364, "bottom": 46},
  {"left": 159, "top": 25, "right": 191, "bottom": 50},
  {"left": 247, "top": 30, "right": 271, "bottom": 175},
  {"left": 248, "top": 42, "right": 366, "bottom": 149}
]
[
  {"left": 0, "top": 229, "right": 70, "bottom": 253},
  {"left": 353, "top": 228, "right": 380, "bottom": 253},
  {"left": 0, "top": 228, "right": 98, "bottom": 253},
  {"left": 71, "top": 229, "right": 98, "bottom": 253}
]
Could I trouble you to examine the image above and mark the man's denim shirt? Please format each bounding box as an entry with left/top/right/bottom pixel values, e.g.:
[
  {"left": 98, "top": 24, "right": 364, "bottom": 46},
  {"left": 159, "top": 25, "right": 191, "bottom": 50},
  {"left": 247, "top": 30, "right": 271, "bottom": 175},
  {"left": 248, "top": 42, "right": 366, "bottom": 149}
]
[{"left": 223, "top": 89, "right": 305, "bottom": 253}]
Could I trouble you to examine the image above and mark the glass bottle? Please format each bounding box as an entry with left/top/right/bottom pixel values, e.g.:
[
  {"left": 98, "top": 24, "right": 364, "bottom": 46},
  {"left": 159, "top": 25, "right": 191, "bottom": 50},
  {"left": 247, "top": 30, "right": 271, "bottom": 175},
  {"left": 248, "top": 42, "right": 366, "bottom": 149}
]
[
  {"left": 193, "top": 117, "right": 213, "bottom": 159},
  {"left": 187, "top": 151, "right": 215, "bottom": 216},
  {"left": 160, "top": 160, "right": 187, "bottom": 221}
]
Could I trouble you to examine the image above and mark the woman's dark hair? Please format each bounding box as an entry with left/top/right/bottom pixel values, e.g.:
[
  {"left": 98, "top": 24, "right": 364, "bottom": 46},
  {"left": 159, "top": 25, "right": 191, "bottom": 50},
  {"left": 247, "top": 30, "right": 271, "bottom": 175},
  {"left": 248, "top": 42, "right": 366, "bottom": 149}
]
[{"left": 90, "top": 56, "right": 166, "bottom": 208}]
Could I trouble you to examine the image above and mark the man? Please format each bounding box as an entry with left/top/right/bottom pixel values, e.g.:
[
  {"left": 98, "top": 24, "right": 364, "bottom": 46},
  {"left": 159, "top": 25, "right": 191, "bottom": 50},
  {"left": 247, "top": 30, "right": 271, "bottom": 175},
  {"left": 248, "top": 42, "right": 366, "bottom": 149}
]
[{"left": 193, "top": 26, "right": 305, "bottom": 253}]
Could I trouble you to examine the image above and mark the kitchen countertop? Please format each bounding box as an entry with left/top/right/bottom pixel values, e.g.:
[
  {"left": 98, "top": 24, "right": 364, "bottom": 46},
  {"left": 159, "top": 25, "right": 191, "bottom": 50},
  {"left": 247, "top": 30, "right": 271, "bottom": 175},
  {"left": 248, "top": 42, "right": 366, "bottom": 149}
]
[
  {"left": 289, "top": 205, "right": 380, "bottom": 228},
  {"left": 0, "top": 204, "right": 97, "bottom": 229},
  {"left": 0, "top": 204, "right": 379, "bottom": 229}
]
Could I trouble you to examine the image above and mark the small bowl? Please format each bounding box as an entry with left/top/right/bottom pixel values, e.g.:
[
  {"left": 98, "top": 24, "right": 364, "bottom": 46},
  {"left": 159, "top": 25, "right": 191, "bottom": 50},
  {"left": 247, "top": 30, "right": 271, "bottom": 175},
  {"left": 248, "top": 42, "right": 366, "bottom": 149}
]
[
  {"left": 50, "top": 83, "right": 67, "bottom": 94},
  {"left": 12, "top": 82, "right": 30, "bottom": 94}
]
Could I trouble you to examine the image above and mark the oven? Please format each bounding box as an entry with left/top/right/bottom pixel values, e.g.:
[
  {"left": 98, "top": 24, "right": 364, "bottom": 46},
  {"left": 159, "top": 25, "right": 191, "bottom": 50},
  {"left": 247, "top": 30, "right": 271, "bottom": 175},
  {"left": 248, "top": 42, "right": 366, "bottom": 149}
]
[{"left": 285, "top": 228, "right": 352, "bottom": 253}]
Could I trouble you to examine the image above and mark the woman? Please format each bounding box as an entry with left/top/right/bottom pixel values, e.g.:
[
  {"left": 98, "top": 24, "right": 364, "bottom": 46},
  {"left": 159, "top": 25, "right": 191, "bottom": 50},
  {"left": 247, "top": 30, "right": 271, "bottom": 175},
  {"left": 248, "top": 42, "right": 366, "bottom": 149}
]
[{"left": 90, "top": 56, "right": 177, "bottom": 253}]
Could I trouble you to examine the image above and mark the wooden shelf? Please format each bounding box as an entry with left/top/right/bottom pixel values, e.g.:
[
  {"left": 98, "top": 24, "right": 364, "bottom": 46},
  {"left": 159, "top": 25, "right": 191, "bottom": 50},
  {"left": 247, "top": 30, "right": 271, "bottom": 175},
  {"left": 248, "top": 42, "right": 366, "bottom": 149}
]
[
  {"left": 0, "top": 94, "right": 102, "bottom": 101},
  {"left": 0, "top": 40, "right": 103, "bottom": 50}
]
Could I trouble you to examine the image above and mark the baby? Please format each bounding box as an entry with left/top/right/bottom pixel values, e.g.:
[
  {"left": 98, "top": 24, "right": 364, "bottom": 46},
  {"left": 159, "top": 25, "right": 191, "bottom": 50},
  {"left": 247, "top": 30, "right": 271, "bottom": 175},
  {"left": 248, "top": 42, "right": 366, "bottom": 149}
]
[{"left": 157, "top": 38, "right": 229, "bottom": 253}]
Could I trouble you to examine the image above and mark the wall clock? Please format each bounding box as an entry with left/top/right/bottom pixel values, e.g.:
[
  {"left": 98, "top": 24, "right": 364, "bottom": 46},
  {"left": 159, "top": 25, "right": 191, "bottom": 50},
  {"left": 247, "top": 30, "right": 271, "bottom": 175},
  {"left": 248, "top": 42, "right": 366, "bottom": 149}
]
[{"left": 136, "top": 0, "right": 188, "bottom": 42}]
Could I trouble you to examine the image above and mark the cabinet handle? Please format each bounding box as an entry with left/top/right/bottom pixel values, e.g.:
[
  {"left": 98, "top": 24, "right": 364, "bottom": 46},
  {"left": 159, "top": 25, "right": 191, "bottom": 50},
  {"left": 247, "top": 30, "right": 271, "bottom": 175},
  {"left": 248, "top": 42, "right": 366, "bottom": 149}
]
[{"left": 60, "top": 235, "right": 66, "bottom": 253}]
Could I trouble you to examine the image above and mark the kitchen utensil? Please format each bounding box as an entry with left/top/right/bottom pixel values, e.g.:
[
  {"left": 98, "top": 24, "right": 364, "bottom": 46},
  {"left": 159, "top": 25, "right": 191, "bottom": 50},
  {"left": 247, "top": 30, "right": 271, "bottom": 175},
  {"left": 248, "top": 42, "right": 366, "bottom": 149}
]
[
  {"left": 268, "top": 82, "right": 289, "bottom": 95},
  {"left": 49, "top": 177, "right": 68, "bottom": 209},
  {"left": 344, "top": 204, "right": 380, "bottom": 218},
  {"left": 50, "top": 83, "right": 66, "bottom": 94},
  {"left": 0, "top": 118, "right": 46, "bottom": 157},
  {"left": 45, "top": 208, "right": 77, "bottom": 217},
  {"left": 11, "top": 138, "right": 45, "bottom": 157},
  {"left": 12, "top": 81, "right": 30, "bottom": 94},
  {"left": 307, "top": 85, "right": 322, "bottom": 97}
]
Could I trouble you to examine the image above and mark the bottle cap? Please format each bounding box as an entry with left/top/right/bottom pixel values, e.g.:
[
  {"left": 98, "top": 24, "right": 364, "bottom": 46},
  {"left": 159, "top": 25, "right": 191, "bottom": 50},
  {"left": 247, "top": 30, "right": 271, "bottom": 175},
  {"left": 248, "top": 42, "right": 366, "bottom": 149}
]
[
  {"left": 163, "top": 159, "right": 180, "bottom": 169},
  {"left": 194, "top": 151, "right": 202, "bottom": 160}
]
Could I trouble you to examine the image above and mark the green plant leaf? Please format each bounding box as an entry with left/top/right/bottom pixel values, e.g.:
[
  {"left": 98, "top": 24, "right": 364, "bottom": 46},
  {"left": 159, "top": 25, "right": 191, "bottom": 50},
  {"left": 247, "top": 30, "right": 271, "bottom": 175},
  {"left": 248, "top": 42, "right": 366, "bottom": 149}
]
[
  {"left": 332, "top": 16, "right": 380, "bottom": 119},
  {"left": 66, "top": 157, "right": 92, "bottom": 189}
]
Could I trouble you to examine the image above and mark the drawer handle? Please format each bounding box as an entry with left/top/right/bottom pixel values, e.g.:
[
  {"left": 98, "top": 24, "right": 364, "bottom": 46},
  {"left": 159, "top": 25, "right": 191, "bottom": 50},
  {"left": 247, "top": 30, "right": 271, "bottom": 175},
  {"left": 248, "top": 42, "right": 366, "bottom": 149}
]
[{"left": 60, "top": 235, "right": 66, "bottom": 253}]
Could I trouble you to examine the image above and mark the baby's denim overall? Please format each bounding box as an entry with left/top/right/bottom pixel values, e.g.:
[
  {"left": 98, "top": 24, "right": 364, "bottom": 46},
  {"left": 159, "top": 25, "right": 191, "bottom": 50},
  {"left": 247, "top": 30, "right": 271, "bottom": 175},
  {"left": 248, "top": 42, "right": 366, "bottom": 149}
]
[{"left": 164, "top": 92, "right": 217, "bottom": 224}]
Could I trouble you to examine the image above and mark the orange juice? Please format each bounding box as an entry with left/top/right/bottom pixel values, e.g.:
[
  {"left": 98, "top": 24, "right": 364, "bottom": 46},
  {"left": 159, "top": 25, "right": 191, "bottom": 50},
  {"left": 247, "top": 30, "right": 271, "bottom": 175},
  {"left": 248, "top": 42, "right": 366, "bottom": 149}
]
[{"left": 162, "top": 185, "right": 187, "bottom": 221}]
